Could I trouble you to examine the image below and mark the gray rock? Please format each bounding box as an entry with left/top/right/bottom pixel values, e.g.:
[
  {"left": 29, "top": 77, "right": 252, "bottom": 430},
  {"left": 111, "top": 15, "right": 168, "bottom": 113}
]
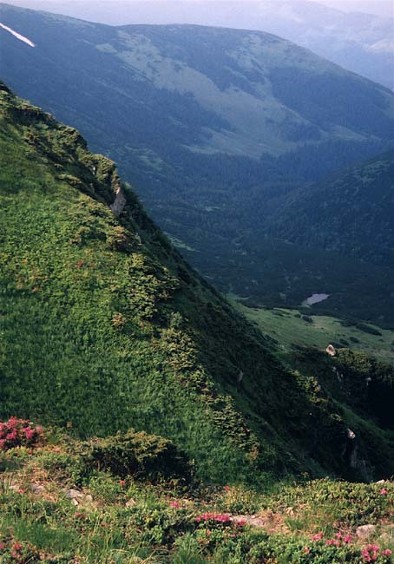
[
  {"left": 31, "top": 483, "right": 45, "bottom": 494},
  {"left": 66, "top": 488, "right": 84, "bottom": 500},
  {"left": 356, "top": 524, "right": 376, "bottom": 539}
]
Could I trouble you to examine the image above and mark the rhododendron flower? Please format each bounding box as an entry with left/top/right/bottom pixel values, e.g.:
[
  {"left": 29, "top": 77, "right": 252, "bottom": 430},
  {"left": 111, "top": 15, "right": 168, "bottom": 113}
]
[
  {"left": 0, "top": 417, "right": 43, "bottom": 450},
  {"left": 326, "top": 539, "right": 340, "bottom": 546},
  {"left": 382, "top": 549, "right": 392, "bottom": 557},
  {"left": 312, "top": 531, "right": 324, "bottom": 541},
  {"left": 7, "top": 416, "right": 21, "bottom": 429},
  {"left": 362, "top": 545, "right": 380, "bottom": 563},
  {"left": 24, "top": 427, "right": 35, "bottom": 440},
  {"left": 343, "top": 534, "right": 352, "bottom": 544},
  {"left": 195, "top": 512, "right": 232, "bottom": 524},
  {"left": 12, "top": 542, "right": 23, "bottom": 551}
]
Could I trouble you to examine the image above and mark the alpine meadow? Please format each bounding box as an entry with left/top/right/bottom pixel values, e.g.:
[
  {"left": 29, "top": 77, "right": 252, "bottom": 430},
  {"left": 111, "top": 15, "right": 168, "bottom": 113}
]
[{"left": 0, "top": 1, "right": 393, "bottom": 562}]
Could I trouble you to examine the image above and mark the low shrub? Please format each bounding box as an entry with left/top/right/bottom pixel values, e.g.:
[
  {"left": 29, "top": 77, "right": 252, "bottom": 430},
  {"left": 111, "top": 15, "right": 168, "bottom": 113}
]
[{"left": 84, "top": 429, "right": 193, "bottom": 482}]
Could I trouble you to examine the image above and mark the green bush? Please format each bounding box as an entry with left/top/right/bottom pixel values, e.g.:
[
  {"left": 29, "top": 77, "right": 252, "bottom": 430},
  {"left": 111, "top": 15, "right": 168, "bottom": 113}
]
[{"left": 84, "top": 429, "right": 193, "bottom": 482}]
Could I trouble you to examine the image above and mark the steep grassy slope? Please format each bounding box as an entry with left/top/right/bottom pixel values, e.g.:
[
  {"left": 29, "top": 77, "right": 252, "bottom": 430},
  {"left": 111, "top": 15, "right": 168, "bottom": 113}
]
[
  {"left": 1, "top": 3, "right": 394, "bottom": 324},
  {"left": 1, "top": 82, "right": 394, "bottom": 484}
]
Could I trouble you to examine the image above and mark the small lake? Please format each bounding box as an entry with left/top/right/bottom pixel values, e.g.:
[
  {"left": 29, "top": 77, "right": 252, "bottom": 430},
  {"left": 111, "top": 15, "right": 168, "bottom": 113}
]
[{"left": 303, "top": 293, "right": 330, "bottom": 306}]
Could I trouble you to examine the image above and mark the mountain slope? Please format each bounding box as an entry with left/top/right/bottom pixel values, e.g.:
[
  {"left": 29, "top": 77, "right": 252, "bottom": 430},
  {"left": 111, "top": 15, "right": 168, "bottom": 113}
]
[
  {"left": 265, "top": 150, "right": 394, "bottom": 268},
  {"left": 1, "top": 3, "right": 394, "bottom": 323},
  {"left": 1, "top": 82, "right": 394, "bottom": 482}
]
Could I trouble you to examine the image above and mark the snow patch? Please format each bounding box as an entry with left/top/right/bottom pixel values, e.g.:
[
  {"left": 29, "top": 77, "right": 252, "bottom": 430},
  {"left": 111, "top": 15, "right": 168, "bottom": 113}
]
[{"left": 0, "top": 22, "right": 35, "bottom": 48}]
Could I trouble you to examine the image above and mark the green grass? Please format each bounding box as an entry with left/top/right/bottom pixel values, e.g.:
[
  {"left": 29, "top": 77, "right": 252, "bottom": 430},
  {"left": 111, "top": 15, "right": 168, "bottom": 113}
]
[
  {"left": 0, "top": 433, "right": 393, "bottom": 563},
  {"left": 230, "top": 300, "right": 394, "bottom": 363}
]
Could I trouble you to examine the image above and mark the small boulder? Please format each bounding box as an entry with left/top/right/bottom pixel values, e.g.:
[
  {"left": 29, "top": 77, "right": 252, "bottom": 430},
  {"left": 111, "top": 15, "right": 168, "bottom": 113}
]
[
  {"left": 356, "top": 524, "right": 376, "bottom": 539},
  {"left": 66, "top": 488, "right": 84, "bottom": 500},
  {"left": 30, "top": 483, "right": 45, "bottom": 494},
  {"left": 326, "top": 344, "right": 336, "bottom": 357}
]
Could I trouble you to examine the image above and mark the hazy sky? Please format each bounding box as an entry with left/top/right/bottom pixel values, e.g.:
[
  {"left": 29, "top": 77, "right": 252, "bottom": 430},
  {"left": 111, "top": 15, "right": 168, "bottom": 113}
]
[
  {"left": 310, "top": 0, "right": 392, "bottom": 16},
  {"left": 3, "top": 0, "right": 393, "bottom": 17}
]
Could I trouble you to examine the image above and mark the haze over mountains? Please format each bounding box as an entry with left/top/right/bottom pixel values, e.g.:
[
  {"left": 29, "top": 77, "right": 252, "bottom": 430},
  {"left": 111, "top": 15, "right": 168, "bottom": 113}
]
[
  {"left": 3, "top": 0, "right": 393, "bottom": 90},
  {"left": 1, "top": 2, "right": 393, "bottom": 324}
]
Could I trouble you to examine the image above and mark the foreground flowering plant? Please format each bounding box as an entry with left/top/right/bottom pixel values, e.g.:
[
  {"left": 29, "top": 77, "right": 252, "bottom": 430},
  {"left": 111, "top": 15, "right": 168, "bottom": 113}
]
[
  {"left": 0, "top": 417, "right": 43, "bottom": 450},
  {"left": 309, "top": 531, "right": 392, "bottom": 563},
  {"left": 195, "top": 512, "right": 233, "bottom": 524},
  {"left": 361, "top": 545, "right": 392, "bottom": 563},
  {"left": 0, "top": 536, "right": 43, "bottom": 562}
]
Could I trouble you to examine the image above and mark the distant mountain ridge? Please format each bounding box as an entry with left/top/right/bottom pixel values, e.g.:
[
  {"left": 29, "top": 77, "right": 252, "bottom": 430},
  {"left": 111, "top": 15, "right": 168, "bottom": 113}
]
[{"left": 2, "top": 0, "right": 393, "bottom": 89}]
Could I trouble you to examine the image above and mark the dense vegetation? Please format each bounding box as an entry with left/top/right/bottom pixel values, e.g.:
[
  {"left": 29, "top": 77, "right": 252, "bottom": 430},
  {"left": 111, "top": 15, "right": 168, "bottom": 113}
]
[
  {"left": 265, "top": 151, "right": 394, "bottom": 269},
  {"left": 1, "top": 82, "right": 394, "bottom": 490},
  {"left": 1, "top": 3, "right": 394, "bottom": 324},
  {"left": 0, "top": 423, "right": 393, "bottom": 562}
]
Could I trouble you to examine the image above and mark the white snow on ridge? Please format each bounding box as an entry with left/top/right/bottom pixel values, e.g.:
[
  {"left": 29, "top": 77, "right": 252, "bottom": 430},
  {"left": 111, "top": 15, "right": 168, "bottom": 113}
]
[{"left": 0, "top": 22, "right": 35, "bottom": 48}]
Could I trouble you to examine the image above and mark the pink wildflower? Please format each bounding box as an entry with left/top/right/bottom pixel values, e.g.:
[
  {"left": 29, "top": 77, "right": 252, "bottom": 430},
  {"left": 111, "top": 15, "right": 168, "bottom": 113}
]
[
  {"left": 6, "top": 429, "right": 17, "bottom": 441},
  {"left": 380, "top": 488, "right": 388, "bottom": 496},
  {"left": 7, "top": 417, "right": 21, "bottom": 429},
  {"left": 12, "top": 542, "right": 23, "bottom": 551},
  {"left": 195, "top": 512, "right": 232, "bottom": 524},
  {"left": 312, "top": 531, "right": 324, "bottom": 541},
  {"left": 362, "top": 545, "right": 380, "bottom": 563},
  {"left": 382, "top": 549, "right": 392, "bottom": 557},
  {"left": 24, "top": 427, "right": 35, "bottom": 441},
  {"left": 326, "top": 539, "right": 340, "bottom": 546},
  {"left": 170, "top": 501, "right": 181, "bottom": 509}
]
